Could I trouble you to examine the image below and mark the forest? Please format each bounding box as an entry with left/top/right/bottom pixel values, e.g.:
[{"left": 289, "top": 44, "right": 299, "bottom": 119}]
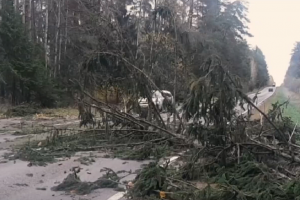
[
  {"left": 0, "top": 0, "right": 270, "bottom": 108},
  {"left": 285, "top": 42, "right": 300, "bottom": 93}
]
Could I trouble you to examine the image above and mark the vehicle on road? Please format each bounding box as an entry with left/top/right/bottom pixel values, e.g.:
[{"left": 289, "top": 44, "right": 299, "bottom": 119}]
[
  {"left": 269, "top": 88, "right": 274, "bottom": 92},
  {"left": 138, "top": 90, "right": 174, "bottom": 112}
]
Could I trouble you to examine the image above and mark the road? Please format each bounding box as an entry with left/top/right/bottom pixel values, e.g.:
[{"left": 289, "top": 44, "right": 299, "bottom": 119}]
[
  {"left": 0, "top": 118, "right": 149, "bottom": 200},
  {"left": 0, "top": 151, "right": 148, "bottom": 200},
  {"left": 235, "top": 86, "right": 276, "bottom": 116},
  {"left": 160, "top": 86, "right": 276, "bottom": 122},
  {"left": 0, "top": 87, "right": 276, "bottom": 200}
]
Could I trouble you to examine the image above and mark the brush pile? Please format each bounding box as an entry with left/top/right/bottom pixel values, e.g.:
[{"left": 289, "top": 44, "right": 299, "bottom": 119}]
[
  {"left": 14, "top": 58, "right": 300, "bottom": 199},
  {"left": 125, "top": 100, "right": 300, "bottom": 200}
]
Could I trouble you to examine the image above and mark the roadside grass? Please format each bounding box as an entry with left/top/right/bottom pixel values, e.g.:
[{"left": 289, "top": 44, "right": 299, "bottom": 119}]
[
  {"left": 279, "top": 87, "right": 300, "bottom": 123},
  {"left": 2, "top": 105, "right": 78, "bottom": 119},
  {"left": 41, "top": 107, "right": 78, "bottom": 118},
  {"left": 251, "top": 87, "right": 300, "bottom": 123}
]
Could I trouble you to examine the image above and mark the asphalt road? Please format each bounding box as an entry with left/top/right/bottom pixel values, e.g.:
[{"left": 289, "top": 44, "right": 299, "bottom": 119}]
[
  {"left": 235, "top": 86, "right": 276, "bottom": 116},
  {"left": 160, "top": 86, "right": 276, "bottom": 122},
  {"left": 0, "top": 151, "right": 149, "bottom": 200}
]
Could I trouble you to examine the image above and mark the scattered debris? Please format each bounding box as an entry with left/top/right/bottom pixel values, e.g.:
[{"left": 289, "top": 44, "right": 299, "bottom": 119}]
[
  {"left": 51, "top": 172, "right": 118, "bottom": 195},
  {"left": 14, "top": 183, "right": 29, "bottom": 187},
  {"left": 12, "top": 131, "right": 28, "bottom": 136},
  {"left": 36, "top": 187, "right": 47, "bottom": 191},
  {"left": 74, "top": 156, "right": 95, "bottom": 166},
  {"left": 114, "top": 187, "right": 126, "bottom": 192}
]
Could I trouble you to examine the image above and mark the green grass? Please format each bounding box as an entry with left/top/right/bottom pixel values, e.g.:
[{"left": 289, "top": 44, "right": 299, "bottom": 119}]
[{"left": 270, "top": 88, "right": 300, "bottom": 123}]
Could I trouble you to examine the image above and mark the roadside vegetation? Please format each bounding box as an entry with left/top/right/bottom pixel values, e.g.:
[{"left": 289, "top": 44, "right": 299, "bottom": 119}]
[
  {"left": 251, "top": 87, "right": 300, "bottom": 123},
  {"left": 274, "top": 88, "right": 300, "bottom": 123}
]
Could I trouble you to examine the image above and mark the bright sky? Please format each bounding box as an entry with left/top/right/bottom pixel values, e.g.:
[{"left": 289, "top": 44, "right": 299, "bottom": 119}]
[{"left": 246, "top": 0, "right": 300, "bottom": 85}]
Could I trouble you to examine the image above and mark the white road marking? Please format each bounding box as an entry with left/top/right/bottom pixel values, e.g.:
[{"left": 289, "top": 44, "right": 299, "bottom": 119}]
[{"left": 107, "top": 192, "right": 125, "bottom": 200}]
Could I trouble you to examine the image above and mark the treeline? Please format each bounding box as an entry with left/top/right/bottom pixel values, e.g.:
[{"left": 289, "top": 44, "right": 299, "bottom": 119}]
[
  {"left": 250, "top": 47, "right": 270, "bottom": 90},
  {"left": 285, "top": 42, "right": 300, "bottom": 93},
  {"left": 0, "top": 0, "right": 269, "bottom": 107}
]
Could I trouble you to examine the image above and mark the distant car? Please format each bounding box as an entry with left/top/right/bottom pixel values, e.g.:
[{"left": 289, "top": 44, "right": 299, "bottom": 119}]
[
  {"left": 272, "top": 84, "right": 276, "bottom": 87},
  {"left": 138, "top": 90, "right": 174, "bottom": 112},
  {"left": 269, "top": 88, "right": 274, "bottom": 92}
]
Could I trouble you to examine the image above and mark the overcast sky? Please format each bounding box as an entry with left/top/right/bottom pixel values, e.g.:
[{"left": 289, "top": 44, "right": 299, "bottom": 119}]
[{"left": 246, "top": 0, "right": 300, "bottom": 85}]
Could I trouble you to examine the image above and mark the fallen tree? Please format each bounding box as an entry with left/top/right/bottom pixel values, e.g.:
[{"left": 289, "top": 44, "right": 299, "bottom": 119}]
[{"left": 13, "top": 56, "right": 300, "bottom": 199}]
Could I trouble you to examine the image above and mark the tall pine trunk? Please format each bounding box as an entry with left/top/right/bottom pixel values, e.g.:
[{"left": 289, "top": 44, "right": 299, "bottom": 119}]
[
  {"left": 45, "top": 0, "right": 49, "bottom": 69},
  {"left": 54, "top": 0, "right": 61, "bottom": 77},
  {"left": 14, "top": 0, "right": 19, "bottom": 11}
]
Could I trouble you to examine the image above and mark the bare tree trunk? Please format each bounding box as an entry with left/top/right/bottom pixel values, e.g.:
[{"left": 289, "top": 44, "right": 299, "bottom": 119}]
[
  {"left": 45, "top": 0, "right": 49, "bottom": 69},
  {"left": 135, "top": 0, "right": 142, "bottom": 59},
  {"left": 28, "top": 0, "right": 32, "bottom": 39},
  {"left": 150, "top": 0, "right": 156, "bottom": 76},
  {"left": 58, "top": 0, "right": 64, "bottom": 74},
  {"left": 22, "top": 0, "right": 26, "bottom": 24},
  {"left": 188, "top": 0, "right": 193, "bottom": 29},
  {"left": 0, "top": 0, "right": 2, "bottom": 22},
  {"left": 14, "top": 0, "right": 19, "bottom": 11},
  {"left": 54, "top": 0, "right": 61, "bottom": 77},
  {"left": 64, "top": 0, "right": 68, "bottom": 56},
  {"left": 31, "top": 0, "right": 36, "bottom": 42},
  {"left": 173, "top": 17, "right": 178, "bottom": 129}
]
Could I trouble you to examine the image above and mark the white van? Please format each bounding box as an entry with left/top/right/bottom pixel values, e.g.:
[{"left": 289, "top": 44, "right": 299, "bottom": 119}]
[{"left": 138, "top": 90, "right": 174, "bottom": 112}]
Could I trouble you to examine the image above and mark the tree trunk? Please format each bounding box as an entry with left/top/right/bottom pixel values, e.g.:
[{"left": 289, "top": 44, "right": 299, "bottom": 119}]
[
  {"left": 28, "top": 0, "right": 32, "bottom": 39},
  {"left": 64, "top": 0, "right": 68, "bottom": 57},
  {"left": 31, "top": 0, "right": 36, "bottom": 41},
  {"left": 14, "top": 0, "right": 19, "bottom": 12},
  {"left": 189, "top": 0, "right": 193, "bottom": 29},
  {"left": 45, "top": 0, "right": 49, "bottom": 69},
  {"left": 58, "top": 0, "right": 64, "bottom": 75},
  {"left": 173, "top": 16, "right": 178, "bottom": 129},
  {"left": 135, "top": 0, "right": 142, "bottom": 59},
  {"left": 0, "top": 0, "right": 2, "bottom": 22},
  {"left": 22, "top": 0, "right": 26, "bottom": 24},
  {"left": 54, "top": 0, "right": 61, "bottom": 77}
]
